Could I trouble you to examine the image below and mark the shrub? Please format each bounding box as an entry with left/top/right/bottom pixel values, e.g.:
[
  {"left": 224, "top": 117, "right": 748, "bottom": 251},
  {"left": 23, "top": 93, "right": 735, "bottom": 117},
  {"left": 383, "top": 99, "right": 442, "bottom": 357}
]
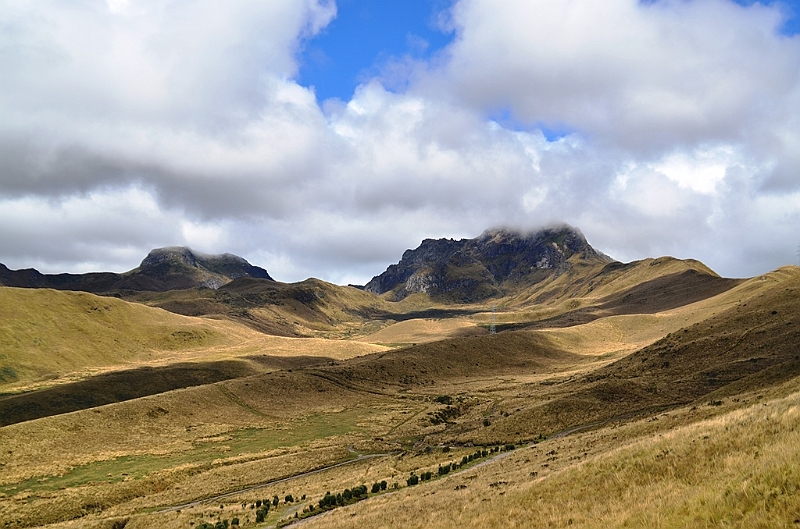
[
  {"left": 371, "top": 482, "right": 381, "bottom": 494},
  {"left": 380, "top": 480, "right": 387, "bottom": 490},
  {"left": 407, "top": 474, "right": 420, "bottom": 486},
  {"left": 285, "top": 494, "right": 294, "bottom": 503},
  {"left": 319, "top": 492, "right": 335, "bottom": 509}
]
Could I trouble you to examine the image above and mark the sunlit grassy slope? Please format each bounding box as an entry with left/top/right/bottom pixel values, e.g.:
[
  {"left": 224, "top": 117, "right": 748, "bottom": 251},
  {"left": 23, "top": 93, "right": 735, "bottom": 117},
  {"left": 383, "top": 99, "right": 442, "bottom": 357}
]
[
  {"left": 296, "top": 378, "right": 800, "bottom": 529},
  {"left": 0, "top": 287, "right": 386, "bottom": 392},
  {"left": 0, "top": 264, "right": 797, "bottom": 528},
  {"left": 0, "top": 287, "right": 226, "bottom": 388}
]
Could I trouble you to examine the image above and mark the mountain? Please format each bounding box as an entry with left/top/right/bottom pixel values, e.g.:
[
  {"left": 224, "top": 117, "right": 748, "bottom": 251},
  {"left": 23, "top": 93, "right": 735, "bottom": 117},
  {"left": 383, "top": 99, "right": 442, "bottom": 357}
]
[
  {"left": 0, "top": 247, "right": 272, "bottom": 293},
  {"left": 364, "top": 224, "right": 614, "bottom": 301}
]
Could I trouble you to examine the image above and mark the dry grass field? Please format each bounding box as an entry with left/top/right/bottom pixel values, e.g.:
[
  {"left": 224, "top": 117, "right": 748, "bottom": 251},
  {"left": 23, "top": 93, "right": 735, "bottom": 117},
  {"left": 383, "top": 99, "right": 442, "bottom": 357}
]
[{"left": 0, "top": 264, "right": 798, "bottom": 528}]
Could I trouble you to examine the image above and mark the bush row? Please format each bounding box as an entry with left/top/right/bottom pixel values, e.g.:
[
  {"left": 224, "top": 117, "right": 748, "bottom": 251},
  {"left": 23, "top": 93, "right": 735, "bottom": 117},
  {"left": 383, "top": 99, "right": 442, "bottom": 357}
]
[{"left": 407, "top": 445, "right": 516, "bottom": 486}]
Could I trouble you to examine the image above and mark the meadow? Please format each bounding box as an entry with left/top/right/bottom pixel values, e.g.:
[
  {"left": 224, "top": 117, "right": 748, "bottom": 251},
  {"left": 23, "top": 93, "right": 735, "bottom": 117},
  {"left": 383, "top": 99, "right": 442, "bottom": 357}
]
[{"left": 0, "top": 262, "right": 798, "bottom": 528}]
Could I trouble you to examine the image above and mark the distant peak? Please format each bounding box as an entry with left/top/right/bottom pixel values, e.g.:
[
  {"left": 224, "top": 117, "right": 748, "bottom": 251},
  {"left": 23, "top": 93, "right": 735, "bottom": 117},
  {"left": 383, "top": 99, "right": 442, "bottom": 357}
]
[
  {"left": 139, "top": 247, "right": 273, "bottom": 283},
  {"left": 140, "top": 247, "right": 198, "bottom": 268}
]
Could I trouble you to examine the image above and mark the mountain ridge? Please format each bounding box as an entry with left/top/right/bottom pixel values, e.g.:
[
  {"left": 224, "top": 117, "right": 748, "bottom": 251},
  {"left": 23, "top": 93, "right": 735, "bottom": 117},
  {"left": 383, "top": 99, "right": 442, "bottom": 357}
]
[
  {"left": 364, "top": 224, "right": 614, "bottom": 302},
  {"left": 0, "top": 247, "right": 272, "bottom": 293}
]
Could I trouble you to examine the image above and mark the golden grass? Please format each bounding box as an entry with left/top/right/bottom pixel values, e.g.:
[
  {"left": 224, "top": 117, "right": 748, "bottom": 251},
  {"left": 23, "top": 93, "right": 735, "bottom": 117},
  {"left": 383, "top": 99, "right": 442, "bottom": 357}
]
[
  {"left": 2, "top": 267, "right": 798, "bottom": 528},
  {"left": 358, "top": 318, "right": 479, "bottom": 346},
  {"left": 0, "top": 287, "right": 386, "bottom": 392},
  {"left": 530, "top": 265, "right": 800, "bottom": 361},
  {"left": 292, "top": 381, "right": 800, "bottom": 529}
]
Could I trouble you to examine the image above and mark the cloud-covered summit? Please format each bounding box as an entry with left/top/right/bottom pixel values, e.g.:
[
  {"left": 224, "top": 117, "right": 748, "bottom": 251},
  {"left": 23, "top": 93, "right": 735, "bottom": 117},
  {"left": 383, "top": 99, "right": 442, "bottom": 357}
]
[{"left": 0, "top": 0, "right": 798, "bottom": 284}]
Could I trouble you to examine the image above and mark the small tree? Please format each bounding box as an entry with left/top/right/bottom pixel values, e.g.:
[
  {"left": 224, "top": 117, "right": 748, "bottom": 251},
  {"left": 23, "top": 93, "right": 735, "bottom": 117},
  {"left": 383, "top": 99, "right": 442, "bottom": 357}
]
[{"left": 407, "top": 474, "right": 419, "bottom": 486}]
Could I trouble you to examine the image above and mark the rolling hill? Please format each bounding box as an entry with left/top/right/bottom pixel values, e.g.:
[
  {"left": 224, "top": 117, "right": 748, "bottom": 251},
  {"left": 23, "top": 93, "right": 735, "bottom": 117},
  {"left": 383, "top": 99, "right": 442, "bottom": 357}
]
[{"left": 0, "top": 226, "right": 798, "bottom": 529}]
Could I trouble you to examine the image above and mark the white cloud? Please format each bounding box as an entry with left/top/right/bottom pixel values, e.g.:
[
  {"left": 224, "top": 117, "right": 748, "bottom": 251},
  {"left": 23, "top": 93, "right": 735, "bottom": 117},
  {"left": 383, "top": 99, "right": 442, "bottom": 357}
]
[
  {"left": 437, "top": 0, "right": 800, "bottom": 151},
  {"left": 0, "top": 0, "right": 799, "bottom": 284},
  {"left": 0, "top": 187, "right": 182, "bottom": 273},
  {"left": 652, "top": 146, "right": 739, "bottom": 194}
]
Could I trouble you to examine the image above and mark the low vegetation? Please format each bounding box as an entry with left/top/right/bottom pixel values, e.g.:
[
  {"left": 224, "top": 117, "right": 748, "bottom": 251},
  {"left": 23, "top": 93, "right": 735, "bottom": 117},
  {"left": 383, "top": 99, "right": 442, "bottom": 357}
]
[{"left": 0, "top": 260, "right": 798, "bottom": 528}]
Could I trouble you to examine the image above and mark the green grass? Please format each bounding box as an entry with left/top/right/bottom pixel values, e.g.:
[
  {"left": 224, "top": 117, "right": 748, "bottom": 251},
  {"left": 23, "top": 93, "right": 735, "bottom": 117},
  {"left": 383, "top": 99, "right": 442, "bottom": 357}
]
[{"left": 0, "top": 409, "right": 370, "bottom": 495}]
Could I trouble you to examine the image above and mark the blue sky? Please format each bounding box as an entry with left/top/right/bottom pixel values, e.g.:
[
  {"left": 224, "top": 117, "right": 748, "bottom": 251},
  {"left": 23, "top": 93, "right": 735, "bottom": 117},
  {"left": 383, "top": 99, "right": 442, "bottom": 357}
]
[
  {"left": 299, "top": 0, "right": 455, "bottom": 102},
  {"left": 1, "top": 0, "right": 800, "bottom": 283},
  {"left": 297, "top": 0, "right": 800, "bottom": 142},
  {"left": 298, "top": 0, "right": 800, "bottom": 104},
  {"left": 734, "top": 0, "right": 800, "bottom": 33}
]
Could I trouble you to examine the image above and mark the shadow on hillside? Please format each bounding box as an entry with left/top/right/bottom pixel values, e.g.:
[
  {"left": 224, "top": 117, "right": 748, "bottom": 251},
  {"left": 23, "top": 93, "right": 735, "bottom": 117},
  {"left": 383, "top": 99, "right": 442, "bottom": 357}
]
[
  {"left": 351, "top": 307, "right": 482, "bottom": 322},
  {"left": 0, "top": 355, "right": 335, "bottom": 427},
  {"left": 500, "top": 270, "right": 742, "bottom": 332}
]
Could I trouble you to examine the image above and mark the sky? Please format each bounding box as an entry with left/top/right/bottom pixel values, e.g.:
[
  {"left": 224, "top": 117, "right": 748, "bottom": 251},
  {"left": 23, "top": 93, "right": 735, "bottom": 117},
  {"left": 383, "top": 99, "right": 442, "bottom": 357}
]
[{"left": 1, "top": 0, "right": 799, "bottom": 285}]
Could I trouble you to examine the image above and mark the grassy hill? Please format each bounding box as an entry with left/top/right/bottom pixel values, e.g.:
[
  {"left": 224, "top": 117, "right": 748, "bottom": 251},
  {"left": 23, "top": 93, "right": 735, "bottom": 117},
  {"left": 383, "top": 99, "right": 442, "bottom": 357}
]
[
  {"left": 0, "top": 259, "right": 797, "bottom": 528},
  {"left": 0, "top": 287, "right": 231, "bottom": 390},
  {"left": 0, "top": 285, "right": 392, "bottom": 428}
]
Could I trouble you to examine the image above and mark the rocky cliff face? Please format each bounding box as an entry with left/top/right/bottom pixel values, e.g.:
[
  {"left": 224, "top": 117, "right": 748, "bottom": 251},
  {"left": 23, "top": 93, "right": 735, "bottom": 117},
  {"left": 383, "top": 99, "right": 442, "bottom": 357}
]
[{"left": 364, "top": 225, "right": 613, "bottom": 302}]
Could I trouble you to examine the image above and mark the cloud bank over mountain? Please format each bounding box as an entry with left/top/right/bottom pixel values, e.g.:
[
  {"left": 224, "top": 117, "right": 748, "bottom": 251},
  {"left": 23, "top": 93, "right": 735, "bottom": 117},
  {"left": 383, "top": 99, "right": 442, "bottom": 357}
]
[{"left": 1, "top": 0, "right": 798, "bottom": 283}]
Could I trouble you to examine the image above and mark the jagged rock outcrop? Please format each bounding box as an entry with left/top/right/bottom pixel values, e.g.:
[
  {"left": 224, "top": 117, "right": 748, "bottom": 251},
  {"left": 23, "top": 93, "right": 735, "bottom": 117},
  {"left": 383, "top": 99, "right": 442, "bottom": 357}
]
[{"left": 364, "top": 225, "right": 613, "bottom": 302}]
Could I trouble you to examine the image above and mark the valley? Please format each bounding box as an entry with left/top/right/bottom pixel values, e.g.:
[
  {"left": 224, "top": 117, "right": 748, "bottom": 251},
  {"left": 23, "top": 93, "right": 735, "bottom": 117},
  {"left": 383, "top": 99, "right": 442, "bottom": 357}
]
[{"left": 1, "top": 226, "right": 798, "bottom": 528}]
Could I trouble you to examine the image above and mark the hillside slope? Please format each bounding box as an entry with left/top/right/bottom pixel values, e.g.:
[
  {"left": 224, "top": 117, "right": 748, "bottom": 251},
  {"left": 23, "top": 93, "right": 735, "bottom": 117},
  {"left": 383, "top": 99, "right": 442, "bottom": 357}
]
[
  {"left": 0, "top": 287, "right": 385, "bottom": 395},
  {"left": 0, "top": 287, "right": 230, "bottom": 390},
  {"left": 462, "top": 266, "right": 800, "bottom": 442}
]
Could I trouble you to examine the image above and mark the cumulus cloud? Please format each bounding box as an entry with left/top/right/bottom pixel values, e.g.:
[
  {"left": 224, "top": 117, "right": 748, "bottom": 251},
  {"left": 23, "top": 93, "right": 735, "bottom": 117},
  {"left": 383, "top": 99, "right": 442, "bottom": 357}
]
[
  {"left": 0, "top": 187, "right": 182, "bottom": 273},
  {"left": 0, "top": 0, "right": 798, "bottom": 283},
  {"left": 437, "top": 0, "right": 800, "bottom": 150}
]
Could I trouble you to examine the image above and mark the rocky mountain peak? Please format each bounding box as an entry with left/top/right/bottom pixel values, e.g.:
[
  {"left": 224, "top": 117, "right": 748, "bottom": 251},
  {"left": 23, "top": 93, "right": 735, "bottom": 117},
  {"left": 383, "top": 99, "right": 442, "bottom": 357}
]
[
  {"left": 138, "top": 247, "right": 272, "bottom": 288},
  {"left": 364, "top": 224, "right": 613, "bottom": 302},
  {"left": 0, "top": 247, "right": 273, "bottom": 293},
  {"left": 140, "top": 247, "right": 199, "bottom": 269}
]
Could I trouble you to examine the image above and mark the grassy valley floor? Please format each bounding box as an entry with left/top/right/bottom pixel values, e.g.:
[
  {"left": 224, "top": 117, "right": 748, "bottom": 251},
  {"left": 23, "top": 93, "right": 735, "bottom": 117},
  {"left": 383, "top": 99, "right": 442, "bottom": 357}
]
[{"left": 1, "top": 267, "right": 798, "bottom": 528}]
